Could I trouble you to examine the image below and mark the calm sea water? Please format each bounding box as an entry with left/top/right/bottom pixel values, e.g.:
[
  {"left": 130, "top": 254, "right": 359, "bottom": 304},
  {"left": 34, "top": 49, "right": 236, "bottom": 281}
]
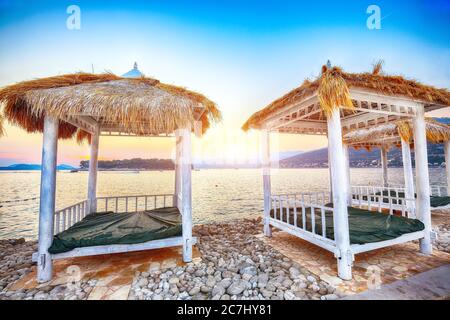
[{"left": 0, "top": 168, "right": 447, "bottom": 240}]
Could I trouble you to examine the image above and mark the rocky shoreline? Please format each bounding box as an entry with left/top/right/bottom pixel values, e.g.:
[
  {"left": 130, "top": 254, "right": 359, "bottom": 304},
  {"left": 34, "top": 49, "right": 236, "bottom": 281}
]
[{"left": 1, "top": 216, "right": 449, "bottom": 300}]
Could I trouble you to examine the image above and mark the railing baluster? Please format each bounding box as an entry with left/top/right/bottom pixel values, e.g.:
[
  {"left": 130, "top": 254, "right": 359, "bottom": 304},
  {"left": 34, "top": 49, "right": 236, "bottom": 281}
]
[
  {"left": 310, "top": 205, "right": 315, "bottom": 235},
  {"left": 359, "top": 186, "right": 362, "bottom": 207},
  {"left": 286, "top": 196, "right": 290, "bottom": 225},
  {"left": 321, "top": 207, "right": 326, "bottom": 238},
  {"left": 378, "top": 188, "right": 382, "bottom": 212},
  {"left": 55, "top": 212, "right": 60, "bottom": 234},
  {"left": 293, "top": 196, "right": 297, "bottom": 227},
  {"left": 274, "top": 197, "right": 278, "bottom": 220},
  {"left": 135, "top": 196, "right": 138, "bottom": 212},
  {"left": 401, "top": 199, "right": 406, "bottom": 217},
  {"left": 301, "top": 194, "right": 306, "bottom": 230},
  {"left": 68, "top": 208, "right": 72, "bottom": 227},
  {"left": 280, "top": 197, "right": 284, "bottom": 222},
  {"left": 62, "top": 210, "right": 66, "bottom": 231}
]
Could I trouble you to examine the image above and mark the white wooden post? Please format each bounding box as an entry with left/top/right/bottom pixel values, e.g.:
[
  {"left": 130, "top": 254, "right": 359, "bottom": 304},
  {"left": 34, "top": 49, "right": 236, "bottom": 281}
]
[
  {"left": 343, "top": 143, "right": 352, "bottom": 205},
  {"left": 413, "top": 106, "right": 432, "bottom": 254},
  {"left": 327, "top": 139, "right": 333, "bottom": 198},
  {"left": 380, "top": 145, "right": 388, "bottom": 187},
  {"left": 180, "top": 126, "right": 192, "bottom": 262},
  {"left": 87, "top": 122, "right": 100, "bottom": 214},
  {"left": 174, "top": 130, "right": 182, "bottom": 209},
  {"left": 261, "top": 129, "right": 272, "bottom": 237},
  {"left": 327, "top": 108, "right": 352, "bottom": 280},
  {"left": 445, "top": 140, "right": 450, "bottom": 196},
  {"left": 401, "top": 139, "right": 415, "bottom": 216},
  {"left": 37, "top": 116, "right": 59, "bottom": 282}
]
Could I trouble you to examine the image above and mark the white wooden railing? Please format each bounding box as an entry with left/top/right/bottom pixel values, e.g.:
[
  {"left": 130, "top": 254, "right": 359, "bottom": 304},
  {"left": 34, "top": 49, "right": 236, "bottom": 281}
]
[
  {"left": 271, "top": 192, "right": 335, "bottom": 245},
  {"left": 95, "top": 194, "right": 174, "bottom": 213},
  {"left": 53, "top": 194, "right": 174, "bottom": 234},
  {"left": 389, "top": 184, "right": 448, "bottom": 197},
  {"left": 54, "top": 200, "right": 88, "bottom": 235},
  {"left": 429, "top": 185, "right": 448, "bottom": 197},
  {"left": 350, "top": 185, "right": 415, "bottom": 217}
]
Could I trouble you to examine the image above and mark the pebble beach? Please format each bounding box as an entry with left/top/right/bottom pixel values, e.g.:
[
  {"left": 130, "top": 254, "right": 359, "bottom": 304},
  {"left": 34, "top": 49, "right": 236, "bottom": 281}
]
[{"left": 0, "top": 214, "right": 449, "bottom": 300}]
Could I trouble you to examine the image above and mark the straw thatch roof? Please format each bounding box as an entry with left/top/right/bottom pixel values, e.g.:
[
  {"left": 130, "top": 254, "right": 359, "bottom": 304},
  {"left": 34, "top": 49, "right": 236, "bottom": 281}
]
[
  {"left": 0, "top": 73, "right": 220, "bottom": 139},
  {"left": 343, "top": 118, "right": 450, "bottom": 147},
  {"left": 242, "top": 64, "right": 450, "bottom": 131}
]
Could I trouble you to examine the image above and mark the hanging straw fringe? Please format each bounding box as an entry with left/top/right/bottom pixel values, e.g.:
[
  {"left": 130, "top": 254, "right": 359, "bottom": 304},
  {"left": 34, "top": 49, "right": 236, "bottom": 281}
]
[
  {"left": 0, "top": 112, "right": 4, "bottom": 137},
  {"left": 396, "top": 120, "right": 413, "bottom": 143},
  {"left": 76, "top": 129, "right": 91, "bottom": 145},
  {"left": 396, "top": 118, "right": 450, "bottom": 143},
  {"left": 318, "top": 66, "right": 354, "bottom": 117}
]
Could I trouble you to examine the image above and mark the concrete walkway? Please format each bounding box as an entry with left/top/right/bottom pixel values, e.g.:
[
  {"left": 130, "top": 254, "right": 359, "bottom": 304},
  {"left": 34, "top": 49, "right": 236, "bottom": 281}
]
[{"left": 343, "top": 264, "right": 450, "bottom": 300}]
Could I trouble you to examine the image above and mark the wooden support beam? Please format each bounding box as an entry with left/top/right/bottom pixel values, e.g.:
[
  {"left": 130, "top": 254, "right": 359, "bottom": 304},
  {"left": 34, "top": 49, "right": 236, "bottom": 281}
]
[
  {"left": 37, "top": 116, "right": 59, "bottom": 283},
  {"left": 261, "top": 129, "right": 272, "bottom": 237},
  {"left": 180, "top": 126, "right": 193, "bottom": 262},
  {"left": 33, "top": 236, "right": 198, "bottom": 261},
  {"left": 343, "top": 144, "right": 352, "bottom": 205},
  {"left": 269, "top": 104, "right": 322, "bottom": 130},
  {"left": 174, "top": 130, "right": 182, "bottom": 209},
  {"left": 263, "top": 95, "right": 319, "bottom": 129},
  {"left": 327, "top": 108, "right": 352, "bottom": 280},
  {"left": 87, "top": 122, "right": 100, "bottom": 214},
  {"left": 413, "top": 105, "right": 432, "bottom": 254},
  {"left": 401, "top": 139, "right": 415, "bottom": 216}
]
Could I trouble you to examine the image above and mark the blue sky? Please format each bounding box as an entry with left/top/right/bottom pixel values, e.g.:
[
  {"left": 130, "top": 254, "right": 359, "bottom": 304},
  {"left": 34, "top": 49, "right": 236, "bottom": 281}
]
[{"left": 0, "top": 0, "right": 449, "bottom": 165}]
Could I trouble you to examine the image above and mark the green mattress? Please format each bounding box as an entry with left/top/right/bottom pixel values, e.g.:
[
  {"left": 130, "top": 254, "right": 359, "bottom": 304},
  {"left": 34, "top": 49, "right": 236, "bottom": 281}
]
[
  {"left": 270, "top": 205, "right": 424, "bottom": 244},
  {"left": 49, "top": 207, "right": 182, "bottom": 254}
]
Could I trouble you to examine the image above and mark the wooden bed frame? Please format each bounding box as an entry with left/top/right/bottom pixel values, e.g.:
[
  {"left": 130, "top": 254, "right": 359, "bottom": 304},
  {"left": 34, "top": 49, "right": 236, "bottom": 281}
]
[
  {"left": 32, "top": 194, "right": 196, "bottom": 262},
  {"left": 269, "top": 191, "right": 425, "bottom": 264}
]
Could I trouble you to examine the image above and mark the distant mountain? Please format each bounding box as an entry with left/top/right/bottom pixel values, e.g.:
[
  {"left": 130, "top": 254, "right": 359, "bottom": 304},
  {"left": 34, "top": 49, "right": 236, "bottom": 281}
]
[
  {"left": 275, "top": 151, "right": 304, "bottom": 160},
  {"left": 0, "top": 164, "right": 77, "bottom": 171},
  {"left": 280, "top": 143, "right": 447, "bottom": 168}
]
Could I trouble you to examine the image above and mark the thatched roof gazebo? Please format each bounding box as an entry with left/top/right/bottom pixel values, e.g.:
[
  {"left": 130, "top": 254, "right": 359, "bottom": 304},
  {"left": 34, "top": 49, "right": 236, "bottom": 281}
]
[
  {"left": 243, "top": 62, "right": 450, "bottom": 280},
  {"left": 343, "top": 118, "right": 450, "bottom": 206},
  {"left": 0, "top": 67, "right": 220, "bottom": 282}
]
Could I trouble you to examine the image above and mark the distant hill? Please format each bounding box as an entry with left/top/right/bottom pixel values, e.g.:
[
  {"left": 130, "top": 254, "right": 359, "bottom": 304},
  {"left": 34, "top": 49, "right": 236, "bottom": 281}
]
[
  {"left": 280, "top": 143, "right": 447, "bottom": 168},
  {"left": 0, "top": 164, "right": 77, "bottom": 171},
  {"left": 275, "top": 151, "right": 304, "bottom": 160},
  {"left": 79, "top": 158, "right": 174, "bottom": 170},
  {"left": 435, "top": 117, "right": 450, "bottom": 125}
]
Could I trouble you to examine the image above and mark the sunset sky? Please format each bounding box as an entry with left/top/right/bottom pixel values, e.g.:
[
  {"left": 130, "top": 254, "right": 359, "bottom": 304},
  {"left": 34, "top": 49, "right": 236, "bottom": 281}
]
[{"left": 0, "top": 0, "right": 449, "bottom": 166}]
